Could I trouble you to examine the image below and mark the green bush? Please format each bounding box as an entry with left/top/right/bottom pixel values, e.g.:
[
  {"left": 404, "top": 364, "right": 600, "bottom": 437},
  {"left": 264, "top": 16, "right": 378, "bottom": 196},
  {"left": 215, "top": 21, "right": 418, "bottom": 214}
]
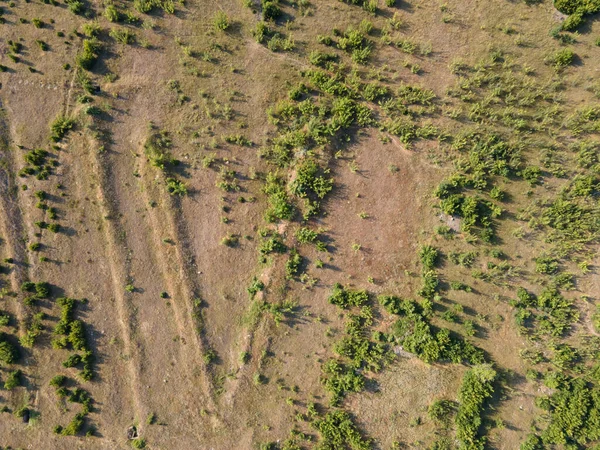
[
  {"left": 455, "top": 364, "right": 497, "bottom": 449},
  {"left": 0, "top": 338, "right": 19, "bottom": 364},
  {"left": 4, "top": 369, "right": 22, "bottom": 390},
  {"left": 61, "top": 412, "right": 85, "bottom": 435},
  {"left": 313, "top": 410, "right": 371, "bottom": 450},
  {"left": 253, "top": 22, "right": 272, "bottom": 44},
  {"left": 104, "top": 5, "right": 120, "bottom": 22},
  {"left": 110, "top": 28, "right": 136, "bottom": 44},
  {"left": 285, "top": 249, "right": 303, "bottom": 279},
  {"left": 554, "top": 0, "right": 600, "bottom": 15},
  {"left": 77, "top": 39, "right": 101, "bottom": 70},
  {"left": 213, "top": 11, "right": 229, "bottom": 31},
  {"left": 428, "top": 399, "right": 456, "bottom": 425},
  {"left": 561, "top": 12, "right": 584, "bottom": 30},
  {"left": 328, "top": 284, "right": 369, "bottom": 309},
  {"left": 264, "top": 173, "right": 294, "bottom": 222},
  {"left": 166, "top": 178, "right": 187, "bottom": 196},
  {"left": 144, "top": 132, "right": 175, "bottom": 170},
  {"left": 49, "top": 375, "right": 66, "bottom": 387},
  {"left": 551, "top": 48, "right": 575, "bottom": 69},
  {"left": 262, "top": 1, "right": 281, "bottom": 21},
  {"left": 50, "top": 116, "right": 75, "bottom": 141},
  {"left": 540, "top": 376, "right": 600, "bottom": 446},
  {"left": 0, "top": 313, "right": 10, "bottom": 326},
  {"left": 419, "top": 245, "right": 439, "bottom": 270}
]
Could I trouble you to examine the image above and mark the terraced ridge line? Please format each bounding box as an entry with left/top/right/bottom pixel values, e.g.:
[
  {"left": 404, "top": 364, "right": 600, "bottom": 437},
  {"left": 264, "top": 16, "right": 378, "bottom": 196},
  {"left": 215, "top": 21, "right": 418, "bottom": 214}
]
[
  {"left": 85, "top": 134, "right": 145, "bottom": 425},
  {"left": 0, "top": 104, "right": 29, "bottom": 335},
  {"left": 137, "top": 157, "right": 218, "bottom": 414}
]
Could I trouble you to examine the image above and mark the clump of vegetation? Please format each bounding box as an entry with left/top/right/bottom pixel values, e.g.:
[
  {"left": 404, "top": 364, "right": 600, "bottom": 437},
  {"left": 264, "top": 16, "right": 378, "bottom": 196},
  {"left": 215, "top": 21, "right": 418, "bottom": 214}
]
[
  {"left": 0, "top": 336, "right": 19, "bottom": 364},
  {"left": 76, "top": 39, "right": 102, "bottom": 70},
  {"left": 328, "top": 284, "right": 369, "bottom": 309},
  {"left": 4, "top": 369, "right": 22, "bottom": 390},
  {"left": 455, "top": 364, "right": 497, "bottom": 448},
  {"left": 145, "top": 131, "right": 176, "bottom": 170},
  {"left": 312, "top": 410, "right": 371, "bottom": 449},
  {"left": 549, "top": 48, "right": 575, "bottom": 69},
  {"left": 388, "top": 295, "right": 484, "bottom": 364},
  {"left": 50, "top": 116, "right": 75, "bottom": 142},
  {"left": 213, "top": 11, "right": 230, "bottom": 31},
  {"left": 52, "top": 297, "right": 95, "bottom": 381},
  {"left": 263, "top": 172, "right": 294, "bottom": 222},
  {"left": 419, "top": 245, "right": 439, "bottom": 269},
  {"left": 166, "top": 178, "right": 187, "bottom": 196}
]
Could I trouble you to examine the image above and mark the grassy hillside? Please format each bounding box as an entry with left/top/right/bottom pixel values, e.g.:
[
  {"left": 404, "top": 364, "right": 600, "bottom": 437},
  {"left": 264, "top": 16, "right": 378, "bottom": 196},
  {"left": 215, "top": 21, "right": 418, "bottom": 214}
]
[{"left": 0, "top": 0, "right": 599, "bottom": 448}]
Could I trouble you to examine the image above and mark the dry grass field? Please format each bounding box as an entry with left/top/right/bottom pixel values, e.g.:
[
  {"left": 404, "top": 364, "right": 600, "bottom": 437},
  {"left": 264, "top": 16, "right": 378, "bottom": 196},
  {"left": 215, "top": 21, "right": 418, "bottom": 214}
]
[{"left": 0, "top": 0, "right": 599, "bottom": 448}]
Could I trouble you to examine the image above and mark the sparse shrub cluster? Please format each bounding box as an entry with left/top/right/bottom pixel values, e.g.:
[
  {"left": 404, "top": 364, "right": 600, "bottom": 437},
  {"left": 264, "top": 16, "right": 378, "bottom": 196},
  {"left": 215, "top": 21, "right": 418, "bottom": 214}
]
[
  {"left": 145, "top": 131, "right": 176, "bottom": 170},
  {"left": 510, "top": 287, "right": 578, "bottom": 337},
  {"left": 313, "top": 410, "right": 371, "bottom": 450},
  {"left": 19, "top": 148, "right": 53, "bottom": 179},
  {"left": 52, "top": 297, "right": 94, "bottom": 381},
  {"left": 258, "top": 230, "right": 287, "bottom": 263},
  {"left": 388, "top": 295, "right": 484, "bottom": 364}
]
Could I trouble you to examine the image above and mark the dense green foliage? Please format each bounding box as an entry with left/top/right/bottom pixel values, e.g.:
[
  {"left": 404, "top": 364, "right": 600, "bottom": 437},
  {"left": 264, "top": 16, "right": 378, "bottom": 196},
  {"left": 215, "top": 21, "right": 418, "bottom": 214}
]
[
  {"left": 455, "top": 364, "right": 497, "bottom": 449},
  {"left": 313, "top": 410, "right": 371, "bottom": 450}
]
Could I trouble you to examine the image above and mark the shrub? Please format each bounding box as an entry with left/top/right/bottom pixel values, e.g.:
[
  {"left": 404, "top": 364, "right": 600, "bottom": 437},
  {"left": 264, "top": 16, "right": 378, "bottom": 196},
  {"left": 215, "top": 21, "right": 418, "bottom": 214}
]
[
  {"left": 285, "top": 249, "right": 303, "bottom": 279},
  {"left": 247, "top": 277, "right": 265, "bottom": 298},
  {"left": 104, "top": 5, "right": 120, "bottom": 22},
  {"left": 455, "top": 364, "right": 497, "bottom": 448},
  {"left": 554, "top": 0, "right": 600, "bottom": 15},
  {"left": 253, "top": 22, "right": 272, "bottom": 44},
  {"left": 551, "top": 48, "right": 575, "bottom": 69},
  {"left": 419, "top": 245, "right": 439, "bottom": 270},
  {"left": 0, "top": 338, "right": 19, "bottom": 364},
  {"left": 295, "top": 227, "right": 318, "bottom": 244},
  {"left": 4, "top": 370, "right": 22, "bottom": 390},
  {"left": 82, "top": 21, "right": 101, "bottom": 37},
  {"left": 428, "top": 399, "right": 456, "bottom": 425},
  {"left": 522, "top": 166, "right": 541, "bottom": 185},
  {"left": 61, "top": 412, "right": 85, "bottom": 435},
  {"left": 110, "top": 28, "right": 136, "bottom": 44},
  {"left": 328, "top": 284, "right": 369, "bottom": 309},
  {"left": 221, "top": 234, "right": 239, "bottom": 247},
  {"left": 561, "top": 12, "right": 584, "bottom": 31},
  {"left": 213, "top": 11, "right": 229, "bottom": 31},
  {"left": 144, "top": 132, "right": 175, "bottom": 169},
  {"left": 264, "top": 172, "right": 294, "bottom": 222},
  {"left": 66, "top": 0, "right": 84, "bottom": 14},
  {"left": 166, "top": 178, "right": 187, "bottom": 196},
  {"left": 267, "top": 34, "right": 295, "bottom": 52},
  {"left": 63, "top": 353, "right": 82, "bottom": 368},
  {"left": 313, "top": 410, "right": 371, "bottom": 450},
  {"left": 131, "top": 438, "right": 146, "bottom": 449},
  {"left": 36, "top": 40, "right": 49, "bottom": 51},
  {"left": 49, "top": 375, "right": 66, "bottom": 387},
  {"left": 262, "top": 1, "right": 281, "bottom": 21},
  {"left": 50, "top": 116, "right": 75, "bottom": 141},
  {"left": 535, "top": 256, "right": 559, "bottom": 274},
  {"left": 0, "top": 313, "right": 10, "bottom": 326}
]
